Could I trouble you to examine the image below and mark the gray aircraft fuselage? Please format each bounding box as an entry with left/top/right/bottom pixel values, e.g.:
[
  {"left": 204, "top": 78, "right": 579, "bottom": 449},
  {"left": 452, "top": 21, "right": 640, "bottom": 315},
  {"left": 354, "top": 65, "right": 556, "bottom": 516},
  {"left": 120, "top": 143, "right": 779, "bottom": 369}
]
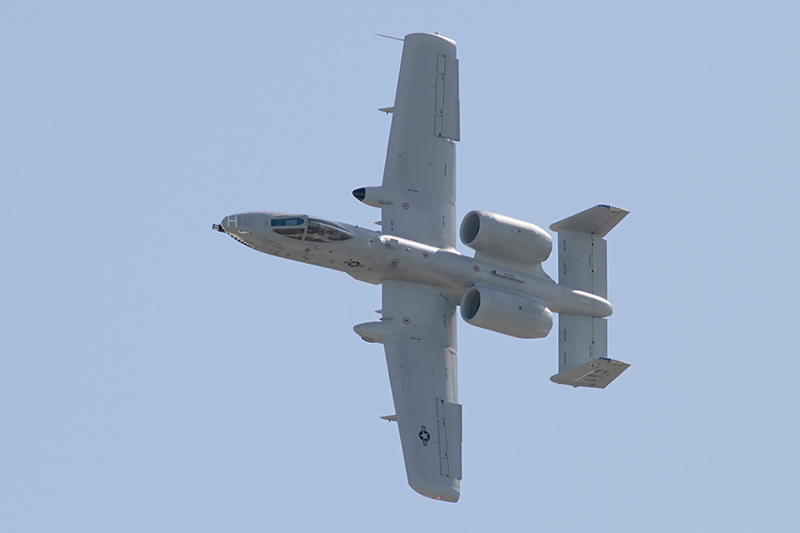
[{"left": 215, "top": 211, "right": 612, "bottom": 319}]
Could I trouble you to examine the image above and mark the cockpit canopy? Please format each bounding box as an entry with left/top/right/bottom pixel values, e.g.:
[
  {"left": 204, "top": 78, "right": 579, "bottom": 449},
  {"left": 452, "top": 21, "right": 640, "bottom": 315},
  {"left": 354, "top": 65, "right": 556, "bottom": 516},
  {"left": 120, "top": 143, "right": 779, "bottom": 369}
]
[{"left": 270, "top": 215, "right": 354, "bottom": 243}]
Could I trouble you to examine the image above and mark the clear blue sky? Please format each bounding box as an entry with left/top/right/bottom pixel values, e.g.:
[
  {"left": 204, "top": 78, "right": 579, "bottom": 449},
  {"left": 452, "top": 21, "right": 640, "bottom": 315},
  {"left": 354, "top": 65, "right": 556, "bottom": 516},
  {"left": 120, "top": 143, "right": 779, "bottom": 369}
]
[{"left": 3, "top": 2, "right": 799, "bottom": 531}]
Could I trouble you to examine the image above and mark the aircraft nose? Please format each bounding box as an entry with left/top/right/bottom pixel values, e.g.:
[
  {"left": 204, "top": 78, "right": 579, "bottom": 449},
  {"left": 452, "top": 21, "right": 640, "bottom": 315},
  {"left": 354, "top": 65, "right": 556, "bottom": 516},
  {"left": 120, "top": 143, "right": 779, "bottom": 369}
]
[
  {"left": 222, "top": 214, "right": 238, "bottom": 230},
  {"left": 212, "top": 214, "right": 238, "bottom": 233}
]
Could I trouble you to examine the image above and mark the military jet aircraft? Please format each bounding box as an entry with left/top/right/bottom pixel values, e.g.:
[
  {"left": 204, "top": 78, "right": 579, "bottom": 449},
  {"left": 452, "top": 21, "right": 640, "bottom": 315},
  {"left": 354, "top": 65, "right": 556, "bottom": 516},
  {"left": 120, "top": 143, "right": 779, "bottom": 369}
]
[{"left": 213, "top": 33, "right": 629, "bottom": 502}]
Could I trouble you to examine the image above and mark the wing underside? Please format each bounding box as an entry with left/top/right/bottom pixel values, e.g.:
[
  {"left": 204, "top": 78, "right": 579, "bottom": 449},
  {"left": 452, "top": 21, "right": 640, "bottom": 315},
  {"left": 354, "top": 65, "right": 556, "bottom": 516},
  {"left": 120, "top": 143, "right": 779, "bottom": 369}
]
[
  {"left": 381, "top": 33, "right": 460, "bottom": 248},
  {"left": 382, "top": 280, "right": 461, "bottom": 502}
]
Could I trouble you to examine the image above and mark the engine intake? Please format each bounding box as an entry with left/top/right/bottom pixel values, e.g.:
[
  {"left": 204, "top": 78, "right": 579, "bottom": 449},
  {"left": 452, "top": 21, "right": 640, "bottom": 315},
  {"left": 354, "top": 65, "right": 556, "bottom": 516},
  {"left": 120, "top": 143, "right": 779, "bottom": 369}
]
[
  {"left": 460, "top": 210, "right": 552, "bottom": 267},
  {"left": 460, "top": 284, "right": 553, "bottom": 339}
]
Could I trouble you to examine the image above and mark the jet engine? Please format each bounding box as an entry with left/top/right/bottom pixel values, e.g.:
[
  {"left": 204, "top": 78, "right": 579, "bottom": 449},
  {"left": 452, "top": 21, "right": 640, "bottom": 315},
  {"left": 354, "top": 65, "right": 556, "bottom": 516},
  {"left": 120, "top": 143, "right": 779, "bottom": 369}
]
[
  {"left": 460, "top": 284, "right": 553, "bottom": 339},
  {"left": 460, "top": 210, "right": 552, "bottom": 266}
]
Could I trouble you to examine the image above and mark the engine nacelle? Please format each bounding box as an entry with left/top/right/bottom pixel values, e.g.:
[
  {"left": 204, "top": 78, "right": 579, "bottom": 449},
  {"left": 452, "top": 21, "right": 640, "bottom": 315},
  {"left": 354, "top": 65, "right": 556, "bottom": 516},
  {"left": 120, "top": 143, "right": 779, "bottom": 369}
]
[
  {"left": 460, "top": 284, "right": 553, "bottom": 339},
  {"left": 460, "top": 210, "right": 552, "bottom": 266}
]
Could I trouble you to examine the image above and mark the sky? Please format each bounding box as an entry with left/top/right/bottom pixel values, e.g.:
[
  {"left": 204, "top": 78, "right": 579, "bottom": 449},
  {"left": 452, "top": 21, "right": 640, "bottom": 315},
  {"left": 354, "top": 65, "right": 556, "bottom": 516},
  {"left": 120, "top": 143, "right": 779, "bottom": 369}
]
[{"left": 2, "top": 1, "right": 799, "bottom": 531}]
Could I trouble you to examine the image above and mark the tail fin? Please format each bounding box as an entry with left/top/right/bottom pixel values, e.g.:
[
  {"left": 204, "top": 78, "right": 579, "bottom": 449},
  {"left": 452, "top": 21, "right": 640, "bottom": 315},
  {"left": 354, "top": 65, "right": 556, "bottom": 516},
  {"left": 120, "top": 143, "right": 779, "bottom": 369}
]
[
  {"left": 548, "top": 205, "right": 628, "bottom": 297},
  {"left": 548, "top": 205, "right": 629, "bottom": 388}
]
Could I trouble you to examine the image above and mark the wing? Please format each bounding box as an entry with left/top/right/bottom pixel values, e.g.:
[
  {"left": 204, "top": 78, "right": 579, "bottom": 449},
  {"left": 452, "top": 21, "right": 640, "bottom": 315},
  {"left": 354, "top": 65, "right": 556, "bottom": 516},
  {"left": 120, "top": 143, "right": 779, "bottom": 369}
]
[
  {"left": 382, "top": 280, "right": 461, "bottom": 502},
  {"left": 381, "top": 33, "right": 460, "bottom": 248}
]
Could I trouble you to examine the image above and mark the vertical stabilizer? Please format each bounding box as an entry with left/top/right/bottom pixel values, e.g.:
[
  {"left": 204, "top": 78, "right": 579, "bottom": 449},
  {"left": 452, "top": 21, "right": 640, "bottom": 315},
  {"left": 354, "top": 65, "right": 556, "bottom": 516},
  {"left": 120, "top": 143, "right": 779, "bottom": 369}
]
[{"left": 549, "top": 205, "right": 628, "bottom": 296}]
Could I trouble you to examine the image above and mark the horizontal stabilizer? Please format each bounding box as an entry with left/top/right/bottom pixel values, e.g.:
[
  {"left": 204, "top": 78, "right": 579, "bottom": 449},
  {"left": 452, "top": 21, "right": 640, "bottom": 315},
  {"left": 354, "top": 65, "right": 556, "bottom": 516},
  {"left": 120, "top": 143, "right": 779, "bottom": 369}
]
[
  {"left": 550, "top": 358, "right": 630, "bottom": 389},
  {"left": 381, "top": 414, "right": 398, "bottom": 422},
  {"left": 549, "top": 205, "right": 628, "bottom": 238}
]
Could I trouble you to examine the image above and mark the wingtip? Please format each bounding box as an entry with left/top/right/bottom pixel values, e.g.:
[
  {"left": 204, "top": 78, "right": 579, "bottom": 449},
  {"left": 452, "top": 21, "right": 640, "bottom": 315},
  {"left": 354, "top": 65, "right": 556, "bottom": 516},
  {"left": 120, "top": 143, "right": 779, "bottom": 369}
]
[
  {"left": 409, "top": 481, "right": 460, "bottom": 503},
  {"left": 597, "top": 204, "right": 630, "bottom": 216}
]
